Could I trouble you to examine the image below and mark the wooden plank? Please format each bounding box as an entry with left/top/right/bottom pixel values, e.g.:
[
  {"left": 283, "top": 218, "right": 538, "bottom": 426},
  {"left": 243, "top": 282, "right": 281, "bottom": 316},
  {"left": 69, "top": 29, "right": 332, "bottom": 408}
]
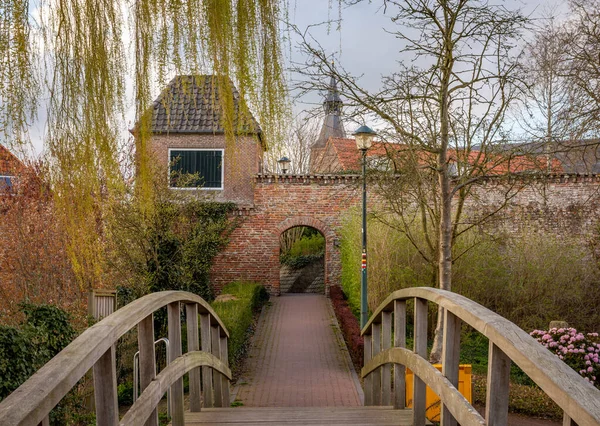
[
  {"left": 184, "top": 406, "right": 413, "bottom": 425},
  {"left": 363, "top": 333, "right": 373, "bottom": 406},
  {"left": 212, "top": 326, "right": 224, "bottom": 407},
  {"left": 563, "top": 412, "right": 576, "bottom": 426},
  {"left": 201, "top": 313, "right": 214, "bottom": 408},
  {"left": 381, "top": 312, "right": 392, "bottom": 406},
  {"left": 186, "top": 303, "right": 202, "bottom": 412},
  {"left": 360, "top": 287, "right": 600, "bottom": 426},
  {"left": 485, "top": 342, "right": 510, "bottom": 426},
  {"left": 413, "top": 297, "right": 428, "bottom": 426},
  {"left": 362, "top": 347, "right": 486, "bottom": 426},
  {"left": 220, "top": 335, "right": 230, "bottom": 405},
  {"left": 0, "top": 291, "right": 228, "bottom": 426},
  {"left": 393, "top": 300, "right": 406, "bottom": 409},
  {"left": 371, "top": 323, "right": 382, "bottom": 405},
  {"left": 441, "top": 310, "right": 461, "bottom": 426},
  {"left": 119, "top": 352, "right": 231, "bottom": 426},
  {"left": 138, "top": 314, "right": 158, "bottom": 426},
  {"left": 168, "top": 302, "right": 184, "bottom": 426},
  {"left": 93, "top": 345, "right": 118, "bottom": 426}
]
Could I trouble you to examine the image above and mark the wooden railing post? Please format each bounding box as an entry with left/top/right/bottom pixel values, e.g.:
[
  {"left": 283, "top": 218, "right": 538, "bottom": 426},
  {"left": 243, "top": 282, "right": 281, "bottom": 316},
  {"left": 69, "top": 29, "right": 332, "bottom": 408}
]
[
  {"left": 168, "top": 302, "right": 184, "bottom": 426},
  {"left": 413, "top": 297, "right": 428, "bottom": 426},
  {"left": 382, "top": 311, "right": 392, "bottom": 406},
  {"left": 220, "top": 334, "right": 230, "bottom": 406},
  {"left": 394, "top": 300, "right": 407, "bottom": 409},
  {"left": 200, "top": 313, "right": 214, "bottom": 408},
  {"left": 372, "top": 322, "right": 382, "bottom": 405},
  {"left": 563, "top": 413, "right": 577, "bottom": 426},
  {"left": 486, "top": 342, "right": 511, "bottom": 426},
  {"left": 441, "top": 309, "right": 461, "bottom": 426},
  {"left": 93, "top": 345, "right": 118, "bottom": 426},
  {"left": 186, "top": 303, "right": 202, "bottom": 412},
  {"left": 138, "top": 314, "right": 158, "bottom": 426},
  {"left": 364, "top": 333, "right": 373, "bottom": 406},
  {"left": 211, "top": 325, "right": 224, "bottom": 407}
]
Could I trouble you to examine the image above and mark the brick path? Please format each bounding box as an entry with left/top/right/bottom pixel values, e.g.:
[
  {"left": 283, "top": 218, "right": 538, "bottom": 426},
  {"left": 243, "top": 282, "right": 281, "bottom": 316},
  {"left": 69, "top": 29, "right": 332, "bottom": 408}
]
[{"left": 235, "top": 294, "right": 362, "bottom": 407}]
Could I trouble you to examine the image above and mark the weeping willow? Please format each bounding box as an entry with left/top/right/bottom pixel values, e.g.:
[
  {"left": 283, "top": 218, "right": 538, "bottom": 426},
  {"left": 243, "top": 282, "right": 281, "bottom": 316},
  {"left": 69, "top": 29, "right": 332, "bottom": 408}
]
[{"left": 0, "top": 0, "right": 288, "bottom": 290}]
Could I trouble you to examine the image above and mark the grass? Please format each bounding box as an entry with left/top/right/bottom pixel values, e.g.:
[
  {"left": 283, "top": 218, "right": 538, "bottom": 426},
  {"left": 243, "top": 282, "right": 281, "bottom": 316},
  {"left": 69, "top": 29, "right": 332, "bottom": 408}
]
[{"left": 211, "top": 281, "right": 269, "bottom": 375}]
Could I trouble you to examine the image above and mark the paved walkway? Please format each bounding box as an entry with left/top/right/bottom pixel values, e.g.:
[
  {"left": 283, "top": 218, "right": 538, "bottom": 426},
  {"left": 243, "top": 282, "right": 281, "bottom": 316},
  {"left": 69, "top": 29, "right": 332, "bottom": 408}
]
[{"left": 235, "top": 294, "right": 362, "bottom": 407}]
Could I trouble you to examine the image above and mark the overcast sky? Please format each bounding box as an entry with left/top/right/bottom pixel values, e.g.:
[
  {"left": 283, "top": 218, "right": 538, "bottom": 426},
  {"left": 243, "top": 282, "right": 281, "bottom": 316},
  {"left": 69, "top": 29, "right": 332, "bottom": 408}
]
[
  {"left": 24, "top": 0, "right": 571, "bottom": 156},
  {"left": 287, "top": 0, "right": 570, "bottom": 113}
]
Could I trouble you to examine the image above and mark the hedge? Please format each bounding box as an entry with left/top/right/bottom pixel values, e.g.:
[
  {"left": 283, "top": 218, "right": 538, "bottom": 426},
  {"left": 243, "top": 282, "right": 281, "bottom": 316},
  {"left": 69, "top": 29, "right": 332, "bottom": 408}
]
[{"left": 211, "top": 281, "right": 269, "bottom": 368}]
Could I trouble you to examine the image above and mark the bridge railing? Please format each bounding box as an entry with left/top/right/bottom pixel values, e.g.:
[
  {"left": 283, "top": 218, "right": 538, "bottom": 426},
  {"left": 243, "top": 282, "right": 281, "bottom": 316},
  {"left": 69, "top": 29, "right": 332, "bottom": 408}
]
[
  {"left": 361, "top": 287, "right": 600, "bottom": 426},
  {"left": 0, "top": 291, "right": 232, "bottom": 426}
]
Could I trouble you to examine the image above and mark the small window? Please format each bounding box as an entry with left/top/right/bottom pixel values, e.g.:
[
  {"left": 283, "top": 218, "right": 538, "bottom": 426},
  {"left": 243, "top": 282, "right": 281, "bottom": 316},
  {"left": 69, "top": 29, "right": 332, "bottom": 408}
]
[
  {"left": 169, "top": 149, "right": 224, "bottom": 189},
  {"left": 0, "top": 176, "right": 13, "bottom": 192}
]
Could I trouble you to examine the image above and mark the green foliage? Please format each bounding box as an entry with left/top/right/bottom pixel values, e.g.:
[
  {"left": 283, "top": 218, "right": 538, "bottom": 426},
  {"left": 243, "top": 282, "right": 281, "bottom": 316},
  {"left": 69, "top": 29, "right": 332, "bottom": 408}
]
[
  {"left": 211, "top": 282, "right": 269, "bottom": 370},
  {"left": 452, "top": 232, "right": 600, "bottom": 333},
  {"left": 287, "top": 233, "right": 325, "bottom": 257},
  {"left": 280, "top": 253, "right": 323, "bottom": 270},
  {"left": 280, "top": 231, "right": 325, "bottom": 270},
  {"left": 0, "top": 303, "right": 77, "bottom": 425},
  {"left": 146, "top": 201, "right": 236, "bottom": 301},
  {"left": 118, "top": 382, "right": 134, "bottom": 406},
  {"left": 339, "top": 210, "right": 431, "bottom": 318},
  {"left": 0, "top": 303, "right": 75, "bottom": 400},
  {"left": 339, "top": 209, "right": 600, "bottom": 333}
]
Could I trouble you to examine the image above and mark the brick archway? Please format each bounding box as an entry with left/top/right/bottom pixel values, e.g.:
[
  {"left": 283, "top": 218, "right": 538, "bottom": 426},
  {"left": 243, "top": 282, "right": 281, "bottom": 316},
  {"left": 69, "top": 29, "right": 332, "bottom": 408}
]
[{"left": 275, "top": 216, "right": 336, "bottom": 295}]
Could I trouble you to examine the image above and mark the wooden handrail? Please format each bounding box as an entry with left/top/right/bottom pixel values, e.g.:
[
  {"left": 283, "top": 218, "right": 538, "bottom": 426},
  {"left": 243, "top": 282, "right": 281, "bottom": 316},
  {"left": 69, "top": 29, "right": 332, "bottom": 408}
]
[
  {"left": 362, "top": 348, "right": 485, "bottom": 426},
  {"left": 119, "top": 351, "right": 231, "bottom": 426},
  {"left": 361, "top": 287, "right": 600, "bottom": 426},
  {"left": 0, "top": 291, "right": 230, "bottom": 426}
]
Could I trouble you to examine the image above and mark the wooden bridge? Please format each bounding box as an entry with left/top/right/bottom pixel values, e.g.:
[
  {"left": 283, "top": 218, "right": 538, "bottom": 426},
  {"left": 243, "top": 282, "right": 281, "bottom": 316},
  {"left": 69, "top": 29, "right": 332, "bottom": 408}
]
[{"left": 0, "top": 288, "right": 599, "bottom": 426}]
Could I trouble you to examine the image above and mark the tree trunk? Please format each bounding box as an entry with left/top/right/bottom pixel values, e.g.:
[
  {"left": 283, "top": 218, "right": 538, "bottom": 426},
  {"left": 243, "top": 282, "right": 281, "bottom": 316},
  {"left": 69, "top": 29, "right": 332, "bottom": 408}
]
[{"left": 430, "top": 29, "right": 454, "bottom": 363}]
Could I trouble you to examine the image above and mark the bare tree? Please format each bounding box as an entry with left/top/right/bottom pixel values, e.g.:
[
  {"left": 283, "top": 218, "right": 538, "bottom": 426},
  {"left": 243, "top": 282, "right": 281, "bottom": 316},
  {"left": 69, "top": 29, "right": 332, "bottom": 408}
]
[
  {"left": 294, "top": 0, "right": 528, "bottom": 362},
  {"left": 520, "top": 17, "right": 574, "bottom": 152},
  {"left": 265, "top": 116, "right": 320, "bottom": 174},
  {"left": 561, "top": 0, "right": 600, "bottom": 138}
]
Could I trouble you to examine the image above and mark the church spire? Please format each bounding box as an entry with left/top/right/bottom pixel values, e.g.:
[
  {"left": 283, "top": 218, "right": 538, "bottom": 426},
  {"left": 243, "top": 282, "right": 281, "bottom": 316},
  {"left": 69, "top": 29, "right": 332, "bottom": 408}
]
[{"left": 313, "top": 74, "right": 346, "bottom": 148}]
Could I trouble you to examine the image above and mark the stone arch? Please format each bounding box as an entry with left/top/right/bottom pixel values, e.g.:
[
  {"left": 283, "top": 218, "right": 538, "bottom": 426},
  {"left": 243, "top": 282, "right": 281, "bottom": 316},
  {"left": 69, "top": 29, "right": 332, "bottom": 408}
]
[{"left": 275, "top": 216, "right": 338, "bottom": 295}]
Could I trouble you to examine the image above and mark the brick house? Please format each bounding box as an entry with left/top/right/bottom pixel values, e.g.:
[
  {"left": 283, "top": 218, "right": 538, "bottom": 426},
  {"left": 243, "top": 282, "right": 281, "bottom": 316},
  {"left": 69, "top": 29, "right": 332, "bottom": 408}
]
[
  {"left": 0, "top": 145, "right": 25, "bottom": 193},
  {"left": 141, "top": 75, "right": 264, "bottom": 206}
]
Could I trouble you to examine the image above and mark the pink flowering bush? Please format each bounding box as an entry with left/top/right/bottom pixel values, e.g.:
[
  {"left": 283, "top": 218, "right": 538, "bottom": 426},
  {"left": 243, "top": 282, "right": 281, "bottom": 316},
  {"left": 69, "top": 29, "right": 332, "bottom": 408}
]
[{"left": 530, "top": 327, "right": 600, "bottom": 389}]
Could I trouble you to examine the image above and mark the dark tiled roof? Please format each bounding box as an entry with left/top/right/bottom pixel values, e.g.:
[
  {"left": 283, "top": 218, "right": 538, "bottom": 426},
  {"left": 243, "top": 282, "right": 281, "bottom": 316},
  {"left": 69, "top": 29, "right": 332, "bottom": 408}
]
[{"left": 149, "top": 75, "right": 261, "bottom": 136}]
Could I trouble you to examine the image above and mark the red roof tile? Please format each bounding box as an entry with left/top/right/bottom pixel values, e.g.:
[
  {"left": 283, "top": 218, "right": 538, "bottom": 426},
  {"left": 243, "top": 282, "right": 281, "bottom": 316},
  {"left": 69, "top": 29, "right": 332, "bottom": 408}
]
[{"left": 326, "top": 137, "right": 564, "bottom": 175}]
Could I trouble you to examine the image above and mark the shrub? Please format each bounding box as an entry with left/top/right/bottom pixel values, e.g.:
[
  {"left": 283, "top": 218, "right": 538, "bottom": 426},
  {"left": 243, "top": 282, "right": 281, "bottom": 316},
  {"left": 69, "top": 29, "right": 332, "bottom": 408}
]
[
  {"left": 339, "top": 210, "right": 431, "bottom": 317},
  {"left": 329, "top": 286, "right": 363, "bottom": 370},
  {"left": 339, "top": 208, "right": 600, "bottom": 333},
  {"left": 287, "top": 233, "right": 325, "bottom": 257},
  {"left": 0, "top": 303, "right": 75, "bottom": 400},
  {"left": 280, "top": 253, "right": 323, "bottom": 269},
  {"left": 530, "top": 327, "right": 600, "bottom": 388},
  {"left": 211, "top": 282, "right": 269, "bottom": 370}
]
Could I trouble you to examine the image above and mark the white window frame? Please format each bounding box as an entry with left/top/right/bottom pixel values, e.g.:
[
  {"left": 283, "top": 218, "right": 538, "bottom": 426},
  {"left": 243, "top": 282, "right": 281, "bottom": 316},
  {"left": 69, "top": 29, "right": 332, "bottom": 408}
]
[{"left": 168, "top": 148, "right": 225, "bottom": 190}]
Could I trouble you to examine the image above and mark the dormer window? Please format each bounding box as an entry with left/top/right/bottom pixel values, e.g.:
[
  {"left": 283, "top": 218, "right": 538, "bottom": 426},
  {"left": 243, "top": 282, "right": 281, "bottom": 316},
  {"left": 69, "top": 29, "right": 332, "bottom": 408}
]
[{"left": 169, "top": 149, "right": 224, "bottom": 190}]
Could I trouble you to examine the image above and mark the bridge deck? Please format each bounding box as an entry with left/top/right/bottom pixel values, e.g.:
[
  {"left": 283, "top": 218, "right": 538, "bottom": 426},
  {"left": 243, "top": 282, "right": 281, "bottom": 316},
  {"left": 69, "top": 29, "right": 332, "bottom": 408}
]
[{"left": 183, "top": 407, "right": 412, "bottom": 425}]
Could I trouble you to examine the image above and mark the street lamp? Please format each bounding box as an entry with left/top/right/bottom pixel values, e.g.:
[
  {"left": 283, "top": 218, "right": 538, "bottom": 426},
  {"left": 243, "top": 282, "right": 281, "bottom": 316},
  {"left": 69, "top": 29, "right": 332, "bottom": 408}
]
[
  {"left": 353, "top": 125, "right": 377, "bottom": 328},
  {"left": 277, "top": 156, "right": 291, "bottom": 174}
]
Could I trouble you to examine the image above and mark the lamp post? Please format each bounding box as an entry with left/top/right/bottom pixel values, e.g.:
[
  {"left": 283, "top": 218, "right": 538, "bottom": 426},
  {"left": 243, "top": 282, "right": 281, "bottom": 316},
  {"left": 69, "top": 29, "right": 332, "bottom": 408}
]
[
  {"left": 353, "top": 125, "right": 377, "bottom": 328},
  {"left": 277, "top": 156, "right": 291, "bottom": 174}
]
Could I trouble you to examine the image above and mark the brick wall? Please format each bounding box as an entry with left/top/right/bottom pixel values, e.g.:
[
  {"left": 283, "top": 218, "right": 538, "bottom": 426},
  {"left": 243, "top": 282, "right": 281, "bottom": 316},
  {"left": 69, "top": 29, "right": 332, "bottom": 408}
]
[
  {"left": 210, "top": 174, "right": 600, "bottom": 295},
  {"left": 149, "top": 133, "right": 263, "bottom": 206}
]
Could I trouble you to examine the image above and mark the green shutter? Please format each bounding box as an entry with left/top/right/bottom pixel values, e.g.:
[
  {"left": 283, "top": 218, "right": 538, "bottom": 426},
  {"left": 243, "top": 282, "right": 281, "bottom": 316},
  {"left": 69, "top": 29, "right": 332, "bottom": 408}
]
[{"left": 169, "top": 150, "right": 222, "bottom": 188}]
